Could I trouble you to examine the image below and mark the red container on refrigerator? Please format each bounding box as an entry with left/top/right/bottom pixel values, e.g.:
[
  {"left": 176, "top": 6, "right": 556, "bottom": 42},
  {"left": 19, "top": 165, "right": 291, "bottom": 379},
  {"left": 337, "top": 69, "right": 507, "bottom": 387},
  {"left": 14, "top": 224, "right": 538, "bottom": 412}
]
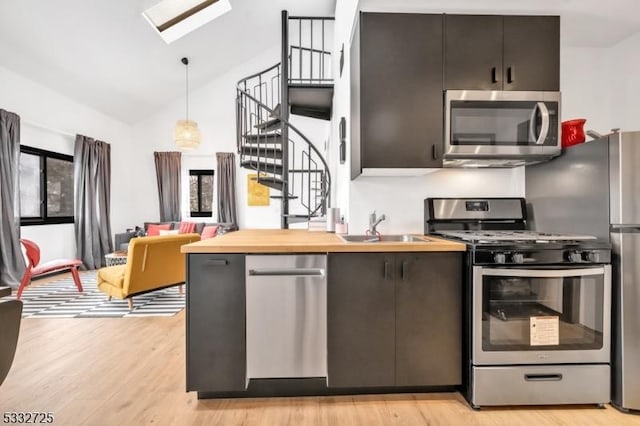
[{"left": 561, "top": 118, "right": 587, "bottom": 148}]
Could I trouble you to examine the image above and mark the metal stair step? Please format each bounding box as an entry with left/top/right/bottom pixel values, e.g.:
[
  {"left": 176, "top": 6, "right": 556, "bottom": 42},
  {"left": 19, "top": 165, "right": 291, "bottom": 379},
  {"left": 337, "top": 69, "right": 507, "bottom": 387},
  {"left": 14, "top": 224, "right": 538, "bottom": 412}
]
[
  {"left": 285, "top": 214, "right": 314, "bottom": 224},
  {"left": 254, "top": 117, "right": 281, "bottom": 132},
  {"left": 288, "top": 84, "right": 334, "bottom": 121},
  {"left": 240, "top": 146, "right": 283, "bottom": 159},
  {"left": 257, "top": 176, "right": 285, "bottom": 191},
  {"left": 240, "top": 160, "right": 283, "bottom": 175},
  {"left": 270, "top": 195, "right": 299, "bottom": 200},
  {"left": 243, "top": 132, "right": 282, "bottom": 144},
  {"left": 270, "top": 103, "right": 281, "bottom": 118},
  {"left": 290, "top": 105, "right": 331, "bottom": 120}
]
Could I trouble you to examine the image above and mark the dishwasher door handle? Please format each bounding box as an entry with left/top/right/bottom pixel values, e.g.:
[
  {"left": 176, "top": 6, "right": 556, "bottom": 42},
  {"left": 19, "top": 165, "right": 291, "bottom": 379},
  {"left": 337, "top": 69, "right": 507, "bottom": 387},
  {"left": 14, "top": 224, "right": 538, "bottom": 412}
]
[{"left": 248, "top": 268, "right": 325, "bottom": 277}]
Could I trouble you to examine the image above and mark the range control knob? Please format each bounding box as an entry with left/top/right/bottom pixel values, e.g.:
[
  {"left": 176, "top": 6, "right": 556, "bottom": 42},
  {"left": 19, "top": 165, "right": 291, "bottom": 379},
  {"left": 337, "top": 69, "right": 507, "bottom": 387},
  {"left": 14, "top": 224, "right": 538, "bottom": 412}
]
[
  {"left": 511, "top": 253, "right": 524, "bottom": 264},
  {"left": 583, "top": 251, "right": 600, "bottom": 263},
  {"left": 568, "top": 251, "right": 582, "bottom": 263},
  {"left": 493, "top": 253, "right": 506, "bottom": 264}
]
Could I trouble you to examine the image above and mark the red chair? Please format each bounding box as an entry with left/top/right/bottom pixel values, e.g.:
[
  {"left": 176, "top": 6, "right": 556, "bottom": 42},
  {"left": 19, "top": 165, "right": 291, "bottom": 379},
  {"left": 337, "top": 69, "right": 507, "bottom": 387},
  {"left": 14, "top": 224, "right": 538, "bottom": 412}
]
[{"left": 17, "top": 239, "right": 83, "bottom": 300}]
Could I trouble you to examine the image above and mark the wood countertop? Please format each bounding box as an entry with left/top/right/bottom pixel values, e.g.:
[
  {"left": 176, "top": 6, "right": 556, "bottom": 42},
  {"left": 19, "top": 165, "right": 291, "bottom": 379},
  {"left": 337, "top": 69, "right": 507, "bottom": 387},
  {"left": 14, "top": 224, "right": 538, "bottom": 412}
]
[{"left": 181, "top": 229, "right": 466, "bottom": 253}]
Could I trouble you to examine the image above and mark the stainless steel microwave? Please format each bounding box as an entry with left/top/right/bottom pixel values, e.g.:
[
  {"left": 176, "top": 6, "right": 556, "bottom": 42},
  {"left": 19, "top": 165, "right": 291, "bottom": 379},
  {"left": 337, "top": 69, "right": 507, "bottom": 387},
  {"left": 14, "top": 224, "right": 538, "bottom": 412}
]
[{"left": 444, "top": 90, "right": 561, "bottom": 167}]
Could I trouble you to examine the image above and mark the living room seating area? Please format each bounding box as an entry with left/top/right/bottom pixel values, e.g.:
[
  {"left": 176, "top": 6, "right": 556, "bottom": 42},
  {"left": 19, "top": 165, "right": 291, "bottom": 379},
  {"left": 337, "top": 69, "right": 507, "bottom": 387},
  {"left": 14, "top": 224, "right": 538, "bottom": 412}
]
[
  {"left": 97, "top": 233, "right": 201, "bottom": 309},
  {"left": 114, "top": 221, "right": 238, "bottom": 251}
]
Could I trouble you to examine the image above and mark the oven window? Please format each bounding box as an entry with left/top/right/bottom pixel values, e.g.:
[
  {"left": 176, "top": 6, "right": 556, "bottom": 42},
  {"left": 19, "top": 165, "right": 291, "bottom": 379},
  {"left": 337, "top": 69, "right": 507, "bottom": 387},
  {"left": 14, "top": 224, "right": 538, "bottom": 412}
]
[
  {"left": 481, "top": 271, "right": 604, "bottom": 351},
  {"left": 450, "top": 101, "right": 558, "bottom": 147}
]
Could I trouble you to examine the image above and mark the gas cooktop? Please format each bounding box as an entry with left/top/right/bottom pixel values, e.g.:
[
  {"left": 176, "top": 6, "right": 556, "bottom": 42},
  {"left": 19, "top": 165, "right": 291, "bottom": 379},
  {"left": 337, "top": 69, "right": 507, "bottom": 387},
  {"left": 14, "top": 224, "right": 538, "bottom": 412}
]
[{"left": 436, "top": 230, "right": 598, "bottom": 244}]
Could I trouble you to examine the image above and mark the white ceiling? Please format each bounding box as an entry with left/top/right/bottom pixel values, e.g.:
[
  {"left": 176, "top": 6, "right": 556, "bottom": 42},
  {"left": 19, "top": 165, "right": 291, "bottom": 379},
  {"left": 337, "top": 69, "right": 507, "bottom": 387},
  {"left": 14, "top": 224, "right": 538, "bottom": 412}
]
[
  {"left": 1, "top": 0, "right": 639, "bottom": 125},
  {"left": 0, "top": 0, "right": 336, "bottom": 124}
]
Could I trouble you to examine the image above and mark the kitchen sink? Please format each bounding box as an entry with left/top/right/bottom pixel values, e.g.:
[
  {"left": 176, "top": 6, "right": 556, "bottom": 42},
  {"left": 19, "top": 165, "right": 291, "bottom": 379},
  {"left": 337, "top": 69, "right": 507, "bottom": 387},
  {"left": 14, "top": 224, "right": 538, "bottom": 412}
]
[{"left": 339, "top": 234, "right": 432, "bottom": 243}]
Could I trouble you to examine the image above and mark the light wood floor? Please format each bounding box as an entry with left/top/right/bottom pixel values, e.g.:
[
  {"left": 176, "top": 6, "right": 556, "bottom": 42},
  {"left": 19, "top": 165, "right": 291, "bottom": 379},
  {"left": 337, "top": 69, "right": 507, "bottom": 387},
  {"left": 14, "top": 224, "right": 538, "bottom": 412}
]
[{"left": 1, "top": 274, "right": 639, "bottom": 425}]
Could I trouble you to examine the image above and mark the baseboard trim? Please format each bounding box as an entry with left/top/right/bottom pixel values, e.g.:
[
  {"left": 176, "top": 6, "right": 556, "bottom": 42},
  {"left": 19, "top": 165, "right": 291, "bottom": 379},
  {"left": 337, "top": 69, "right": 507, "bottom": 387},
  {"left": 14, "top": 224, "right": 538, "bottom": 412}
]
[{"left": 196, "top": 378, "right": 458, "bottom": 399}]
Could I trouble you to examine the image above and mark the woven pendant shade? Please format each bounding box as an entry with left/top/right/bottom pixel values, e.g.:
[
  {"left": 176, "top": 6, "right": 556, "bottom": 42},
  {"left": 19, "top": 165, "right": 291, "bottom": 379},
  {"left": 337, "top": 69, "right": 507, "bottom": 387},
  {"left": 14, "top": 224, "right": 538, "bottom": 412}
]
[{"left": 174, "top": 119, "right": 201, "bottom": 150}]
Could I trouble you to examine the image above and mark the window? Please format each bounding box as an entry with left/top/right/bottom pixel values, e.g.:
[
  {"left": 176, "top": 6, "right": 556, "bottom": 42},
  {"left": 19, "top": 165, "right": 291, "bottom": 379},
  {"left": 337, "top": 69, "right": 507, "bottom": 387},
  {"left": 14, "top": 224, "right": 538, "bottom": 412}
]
[
  {"left": 142, "top": 0, "right": 232, "bottom": 44},
  {"left": 19, "top": 146, "right": 74, "bottom": 225},
  {"left": 189, "top": 169, "right": 214, "bottom": 217}
]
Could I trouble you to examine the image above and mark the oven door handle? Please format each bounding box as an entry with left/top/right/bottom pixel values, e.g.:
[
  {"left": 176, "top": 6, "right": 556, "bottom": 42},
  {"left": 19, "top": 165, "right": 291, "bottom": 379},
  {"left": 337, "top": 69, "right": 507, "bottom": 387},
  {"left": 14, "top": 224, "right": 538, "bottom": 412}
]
[{"left": 481, "top": 267, "right": 605, "bottom": 278}]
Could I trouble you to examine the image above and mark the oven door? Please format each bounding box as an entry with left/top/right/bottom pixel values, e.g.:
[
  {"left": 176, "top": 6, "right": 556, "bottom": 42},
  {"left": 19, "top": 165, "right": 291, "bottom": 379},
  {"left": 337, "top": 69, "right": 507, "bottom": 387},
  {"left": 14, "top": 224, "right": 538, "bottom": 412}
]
[
  {"left": 445, "top": 90, "right": 560, "bottom": 161},
  {"left": 472, "top": 265, "right": 611, "bottom": 365}
]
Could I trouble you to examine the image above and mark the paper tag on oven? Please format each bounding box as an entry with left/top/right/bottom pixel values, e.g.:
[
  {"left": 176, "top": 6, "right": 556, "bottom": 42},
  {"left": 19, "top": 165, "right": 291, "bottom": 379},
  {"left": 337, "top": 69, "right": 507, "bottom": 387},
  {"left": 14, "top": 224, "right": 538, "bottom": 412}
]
[{"left": 530, "top": 316, "right": 559, "bottom": 346}]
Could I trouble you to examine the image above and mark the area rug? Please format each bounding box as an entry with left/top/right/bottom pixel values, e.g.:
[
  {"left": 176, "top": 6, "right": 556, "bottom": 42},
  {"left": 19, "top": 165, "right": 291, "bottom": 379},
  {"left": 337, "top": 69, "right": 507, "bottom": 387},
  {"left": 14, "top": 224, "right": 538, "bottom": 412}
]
[{"left": 7, "top": 271, "right": 185, "bottom": 318}]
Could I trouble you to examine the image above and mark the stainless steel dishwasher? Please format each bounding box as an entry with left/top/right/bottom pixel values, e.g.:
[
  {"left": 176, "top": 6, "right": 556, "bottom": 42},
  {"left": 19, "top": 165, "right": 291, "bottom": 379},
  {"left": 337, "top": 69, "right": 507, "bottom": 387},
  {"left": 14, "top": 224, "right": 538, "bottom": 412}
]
[{"left": 246, "top": 255, "right": 327, "bottom": 379}]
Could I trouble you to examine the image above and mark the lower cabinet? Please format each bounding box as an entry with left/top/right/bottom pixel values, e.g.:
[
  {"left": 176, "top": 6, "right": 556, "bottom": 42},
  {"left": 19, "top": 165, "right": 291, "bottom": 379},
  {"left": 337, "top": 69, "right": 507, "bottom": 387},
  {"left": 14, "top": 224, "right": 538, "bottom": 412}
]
[
  {"left": 327, "top": 252, "right": 462, "bottom": 388},
  {"left": 186, "top": 254, "right": 246, "bottom": 392}
]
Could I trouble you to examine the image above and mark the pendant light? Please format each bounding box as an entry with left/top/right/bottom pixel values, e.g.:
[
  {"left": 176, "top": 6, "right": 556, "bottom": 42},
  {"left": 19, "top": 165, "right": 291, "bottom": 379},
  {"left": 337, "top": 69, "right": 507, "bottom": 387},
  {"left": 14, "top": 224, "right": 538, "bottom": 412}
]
[{"left": 174, "top": 57, "right": 201, "bottom": 150}]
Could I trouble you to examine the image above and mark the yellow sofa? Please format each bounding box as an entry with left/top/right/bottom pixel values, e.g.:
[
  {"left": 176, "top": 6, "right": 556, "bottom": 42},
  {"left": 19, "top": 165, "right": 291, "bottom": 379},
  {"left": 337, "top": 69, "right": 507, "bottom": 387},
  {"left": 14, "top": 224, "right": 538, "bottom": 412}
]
[{"left": 97, "top": 233, "right": 200, "bottom": 309}]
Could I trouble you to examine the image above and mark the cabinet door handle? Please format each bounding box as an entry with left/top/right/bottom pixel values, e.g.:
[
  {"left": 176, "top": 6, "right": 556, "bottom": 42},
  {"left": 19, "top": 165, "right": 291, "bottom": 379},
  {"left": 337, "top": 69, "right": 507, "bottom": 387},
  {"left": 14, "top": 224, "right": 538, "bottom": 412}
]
[
  {"left": 206, "top": 259, "right": 228, "bottom": 266},
  {"left": 491, "top": 67, "right": 499, "bottom": 84},
  {"left": 432, "top": 144, "right": 440, "bottom": 160},
  {"left": 507, "top": 67, "right": 514, "bottom": 84},
  {"left": 401, "top": 261, "right": 409, "bottom": 281},
  {"left": 384, "top": 261, "right": 390, "bottom": 280}
]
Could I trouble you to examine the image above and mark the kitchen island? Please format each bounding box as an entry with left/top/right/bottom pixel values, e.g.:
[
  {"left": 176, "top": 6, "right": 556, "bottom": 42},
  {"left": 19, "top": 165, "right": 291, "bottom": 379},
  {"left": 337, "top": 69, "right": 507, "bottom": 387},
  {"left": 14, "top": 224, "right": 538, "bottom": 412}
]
[{"left": 181, "top": 229, "right": 466, "bottom": 398}]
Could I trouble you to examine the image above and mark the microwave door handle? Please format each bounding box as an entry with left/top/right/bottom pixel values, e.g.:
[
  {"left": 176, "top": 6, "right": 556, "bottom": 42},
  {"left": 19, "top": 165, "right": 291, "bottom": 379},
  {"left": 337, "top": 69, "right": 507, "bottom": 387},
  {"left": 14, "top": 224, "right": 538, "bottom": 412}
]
[
  {"left": 528, "top": 103, "right": 540, "bottom": 143},
  {"left": 535, "top": 102, "right": 550, "bottom": 145}
]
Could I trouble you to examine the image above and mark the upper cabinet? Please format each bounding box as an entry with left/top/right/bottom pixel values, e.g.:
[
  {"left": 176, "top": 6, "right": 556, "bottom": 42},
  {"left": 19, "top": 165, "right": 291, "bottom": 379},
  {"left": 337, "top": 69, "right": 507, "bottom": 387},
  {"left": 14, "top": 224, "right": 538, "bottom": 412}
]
[
  {"left": 445, "top": 15, "right": 560, "bottom": 91},
  {"left": 349, "top": 13, "right": 560, "bottom": 177},
  {"left": 351, "top": 13, "right": 444, "bottom": 179}
]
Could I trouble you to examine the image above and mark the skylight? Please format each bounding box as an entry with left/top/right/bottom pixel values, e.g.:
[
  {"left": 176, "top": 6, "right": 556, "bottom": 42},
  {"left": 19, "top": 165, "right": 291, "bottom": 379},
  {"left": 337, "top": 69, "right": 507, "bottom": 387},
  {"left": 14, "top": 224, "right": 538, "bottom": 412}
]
[{"left": 143, "top": 0, "right": 232, "bottom": 44}]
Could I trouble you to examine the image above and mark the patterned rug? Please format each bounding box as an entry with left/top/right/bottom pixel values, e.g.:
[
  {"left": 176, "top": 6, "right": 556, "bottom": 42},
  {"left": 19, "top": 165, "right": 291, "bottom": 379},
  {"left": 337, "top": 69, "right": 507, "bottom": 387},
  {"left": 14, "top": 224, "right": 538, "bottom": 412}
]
[{"left": 6, "top": 271, "right": 185, "bottom": 318}]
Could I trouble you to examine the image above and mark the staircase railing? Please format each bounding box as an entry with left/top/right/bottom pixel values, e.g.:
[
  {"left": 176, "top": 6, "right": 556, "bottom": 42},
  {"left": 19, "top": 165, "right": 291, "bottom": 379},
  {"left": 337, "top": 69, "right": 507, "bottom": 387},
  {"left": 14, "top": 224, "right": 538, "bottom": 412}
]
[
  {"left": 236, "top": 64, "right": 331, "bottom": 222},
  {"left": 287, "top": 16, "right": 335, "bottom": 85}
]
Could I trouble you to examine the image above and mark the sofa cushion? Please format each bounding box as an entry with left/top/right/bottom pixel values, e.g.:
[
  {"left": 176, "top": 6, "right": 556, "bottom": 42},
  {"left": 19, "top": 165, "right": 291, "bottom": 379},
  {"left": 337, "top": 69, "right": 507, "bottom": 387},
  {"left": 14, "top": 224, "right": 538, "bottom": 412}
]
[
  {"left": 201, "top": 225, "right": 219, "bottom": 239},
  {"left": 179, "top": 222, "right": 197, "bottom": 234},
  {"left": 97, "top": 265, "right": 126, "bottom": 291},
  {"left": 147, "top": 223, "right": 171, "bottom": 236},
  {"left": 159, "top": 229, "right": 180, "bottom": 236}
]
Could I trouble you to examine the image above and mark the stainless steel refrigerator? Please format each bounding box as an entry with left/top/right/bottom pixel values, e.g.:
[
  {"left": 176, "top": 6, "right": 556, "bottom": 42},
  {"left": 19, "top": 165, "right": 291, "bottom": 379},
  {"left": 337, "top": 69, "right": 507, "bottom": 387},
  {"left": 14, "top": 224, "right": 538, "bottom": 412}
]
[{"left": 526, "top": 130, "right": 640, "bottom": 411}]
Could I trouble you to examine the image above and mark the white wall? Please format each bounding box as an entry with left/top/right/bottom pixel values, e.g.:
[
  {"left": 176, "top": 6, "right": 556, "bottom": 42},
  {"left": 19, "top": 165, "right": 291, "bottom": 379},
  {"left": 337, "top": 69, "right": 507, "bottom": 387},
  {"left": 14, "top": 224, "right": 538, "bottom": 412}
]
[
  {"left": 560, "top": 46, "right": 613, "bottom": 134},
  {"left": 330, "top": 0, "right": 360, "bottom": 222},
  {"left": 608, "top": 31, "right": 640, "bottom": 131},
  {"left": 350, "top": 168, "right": 524, "bottom": 234},
  {"left": 132, "top": 45, "right": 331, "bottom": 230},
  {"left": 0, "top": 65, "right": 133, "bottom": 263}
]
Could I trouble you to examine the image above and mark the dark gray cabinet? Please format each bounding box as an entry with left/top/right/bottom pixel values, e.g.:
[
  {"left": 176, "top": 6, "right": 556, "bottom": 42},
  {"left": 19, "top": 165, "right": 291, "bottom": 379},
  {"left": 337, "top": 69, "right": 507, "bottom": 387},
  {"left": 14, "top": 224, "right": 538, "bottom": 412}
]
[
  {"left": 327, "top": 253, "right": 396, "bottom": 387},
  {"left": 186, "top": 254, "right": 246, "bottom": 392},
  {"left": 327, "top": 252, "right": 462, "bottom": 388},
  {"left": 445, "top": 15, "right": 559, "bottom": 91},
  {"left": 395, "top": 253, "right": 462, "bottom": 386},
  {"left": 351, "top": 13, "right": 444, "bottom": 178}
]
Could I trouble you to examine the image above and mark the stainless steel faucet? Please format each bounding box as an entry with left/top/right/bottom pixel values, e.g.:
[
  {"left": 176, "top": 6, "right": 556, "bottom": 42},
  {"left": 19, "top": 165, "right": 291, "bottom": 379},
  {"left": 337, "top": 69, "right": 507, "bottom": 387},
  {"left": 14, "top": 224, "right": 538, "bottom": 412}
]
[{"left": 368, "top": 211, "right": 386, "bottom": 237}]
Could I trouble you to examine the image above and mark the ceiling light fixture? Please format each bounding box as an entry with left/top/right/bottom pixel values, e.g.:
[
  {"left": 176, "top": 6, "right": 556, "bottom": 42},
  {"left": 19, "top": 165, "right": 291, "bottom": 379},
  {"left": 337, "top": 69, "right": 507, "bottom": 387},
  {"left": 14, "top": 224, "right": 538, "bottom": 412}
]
[{"left": 174, "top": 57, "right": 201, "bottom": 150}]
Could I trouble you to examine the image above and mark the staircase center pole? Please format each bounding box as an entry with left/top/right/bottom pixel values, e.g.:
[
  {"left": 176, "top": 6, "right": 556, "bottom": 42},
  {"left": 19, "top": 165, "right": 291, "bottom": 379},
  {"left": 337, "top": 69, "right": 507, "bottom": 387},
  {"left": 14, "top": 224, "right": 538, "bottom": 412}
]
[{"left": 280, "top": 10, "right": 290, "bottom": 229}]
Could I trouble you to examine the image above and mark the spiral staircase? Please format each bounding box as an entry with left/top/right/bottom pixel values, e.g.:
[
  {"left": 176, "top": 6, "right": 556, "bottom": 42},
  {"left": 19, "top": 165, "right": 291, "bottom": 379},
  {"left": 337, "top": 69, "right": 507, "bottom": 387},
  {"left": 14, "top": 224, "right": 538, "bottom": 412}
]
[{"left": 236, "top": 11, "right": 334, "bottom": 228}]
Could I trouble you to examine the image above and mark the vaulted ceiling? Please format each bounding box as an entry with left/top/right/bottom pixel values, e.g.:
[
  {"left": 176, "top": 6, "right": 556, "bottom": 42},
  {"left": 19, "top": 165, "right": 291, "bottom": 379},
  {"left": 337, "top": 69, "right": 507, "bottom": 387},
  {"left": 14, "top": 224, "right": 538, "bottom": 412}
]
[{"left": 1, "top": 0, "right": 638, "bottom": 125}]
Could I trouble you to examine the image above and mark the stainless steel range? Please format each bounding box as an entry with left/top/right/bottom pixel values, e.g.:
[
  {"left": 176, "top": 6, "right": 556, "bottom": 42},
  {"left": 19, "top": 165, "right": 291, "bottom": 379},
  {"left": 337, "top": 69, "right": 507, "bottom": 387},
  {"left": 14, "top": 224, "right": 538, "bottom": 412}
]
[{"left": 425, "top": 197, "right": 612, "bottom": 408}]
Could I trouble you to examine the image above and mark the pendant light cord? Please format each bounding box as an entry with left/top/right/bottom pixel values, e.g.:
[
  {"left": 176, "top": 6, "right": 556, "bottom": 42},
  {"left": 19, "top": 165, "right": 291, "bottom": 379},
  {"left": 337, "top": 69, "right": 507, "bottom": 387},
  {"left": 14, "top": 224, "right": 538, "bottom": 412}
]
[{"left": 182, "top": 57, "right": 190, "bottom": 121}]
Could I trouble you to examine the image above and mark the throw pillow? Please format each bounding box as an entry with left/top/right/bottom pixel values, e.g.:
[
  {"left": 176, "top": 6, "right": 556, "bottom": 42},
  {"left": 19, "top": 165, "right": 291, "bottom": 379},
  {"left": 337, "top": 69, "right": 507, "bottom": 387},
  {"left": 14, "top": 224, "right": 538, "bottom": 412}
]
[
  {"left": 159, "top": 229, "right": 180, "bottom": 236},
  {"left": 147, "top": 223, "right": 171, "bottom": 236},
  {"left": 179, "top": 222, "right": 197, "bottom": 234},
  {"left": 201, "top": 225, "right": 219, "bottom": 240}
]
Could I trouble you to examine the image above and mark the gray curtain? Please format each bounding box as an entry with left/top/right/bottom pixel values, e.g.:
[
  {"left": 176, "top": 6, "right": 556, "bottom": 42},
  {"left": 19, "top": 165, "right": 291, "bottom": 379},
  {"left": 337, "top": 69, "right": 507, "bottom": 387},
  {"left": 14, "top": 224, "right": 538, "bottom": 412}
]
[
  {"left": 153, "top": 152, "right": 182, "bottom": 222},
  {"left": 74, "top": 135, "right": 113, "bottom": 269},
  {"left": 0, "top": 109, "right": 26, "bottom": 287},
  {"left": 216, "top": 152, "right": 238, "bottom": 225}
]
